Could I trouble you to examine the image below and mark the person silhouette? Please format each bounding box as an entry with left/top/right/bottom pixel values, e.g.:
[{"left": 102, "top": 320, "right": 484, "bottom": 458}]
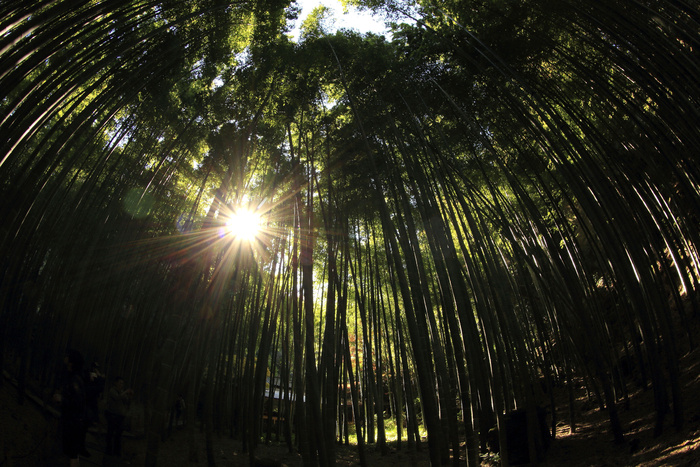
[
  {"left": 54, "top": 349, "right": 85, "bottom": 467},
  {"left": 79, "top": 361, "right": 104, "bottom": 457},
  {"left": 104, "top": 376, "right": 133, "bottom": 456}
]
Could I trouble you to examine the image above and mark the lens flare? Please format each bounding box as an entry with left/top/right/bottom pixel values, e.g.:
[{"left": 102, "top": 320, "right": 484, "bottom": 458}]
[{"left": 225, "top": 209, "right": 261, "bottom": 242}]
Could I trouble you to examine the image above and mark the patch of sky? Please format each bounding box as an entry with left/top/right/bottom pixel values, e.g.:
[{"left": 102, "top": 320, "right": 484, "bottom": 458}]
[
  {"left": 234, "top": 47, "right": 251, "bottom": 65},
  {"left": 191, "top": 59, "right": 204, "bottom": 79},
  {"left": 212, "top": 48, "right": 251, "bottom": 89},
  {"left": 290, "top": 0, "right": 391, "bottom": 41},
  {"left": 320, "top": 90, "right": 337, "bottom": 109},
  {"left": 106, "top": 122, "right": 132, "bottom": 149},
  {"left": 192, "top": 154, "right": 204, "bottom": 170}
]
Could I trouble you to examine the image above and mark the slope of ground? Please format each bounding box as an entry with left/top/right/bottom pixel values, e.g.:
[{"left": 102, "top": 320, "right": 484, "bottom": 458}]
[{"left": 2, "top": 337, "right": 698, "bottom": 466}]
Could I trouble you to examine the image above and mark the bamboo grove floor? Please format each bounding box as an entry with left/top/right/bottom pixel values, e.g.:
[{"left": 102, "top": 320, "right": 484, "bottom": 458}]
[
  {"left": 0, "top": 308, "right": 700, "bottom": 467},
  {"left": 2, "top": 332, "right": 699, "bottom": 466}
]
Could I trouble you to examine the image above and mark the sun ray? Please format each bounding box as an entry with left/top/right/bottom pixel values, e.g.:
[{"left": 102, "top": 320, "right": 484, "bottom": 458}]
[{"left": 225, "top": 208, "right": 261, "bottom": 242}]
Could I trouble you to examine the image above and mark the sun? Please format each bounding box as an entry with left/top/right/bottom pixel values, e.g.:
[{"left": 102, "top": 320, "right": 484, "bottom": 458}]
[{"left": 225, "top": 209, "right": 261, "bottom": 242}]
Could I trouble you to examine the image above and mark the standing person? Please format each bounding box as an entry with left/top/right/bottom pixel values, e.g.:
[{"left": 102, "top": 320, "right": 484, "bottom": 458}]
[
  {"left": 85, "top": 362, "right": 105, "bottom": 426},
  {"left": 175, "top": 394, "right": 186, "bottom": 427},
  {"left": 104, "top": 376, "right": 133, "bottom": 457},
  {"left": 54, "top": 349, "right": 86, "bottom": 467},
  {"left": 80, "top": 362, "right": 105, "bottom": 457}
]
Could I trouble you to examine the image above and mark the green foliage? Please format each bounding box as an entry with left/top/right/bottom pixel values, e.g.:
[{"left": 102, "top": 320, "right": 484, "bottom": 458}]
[{"left": 1, "top": 0, "right": 699, "bottom": 465}]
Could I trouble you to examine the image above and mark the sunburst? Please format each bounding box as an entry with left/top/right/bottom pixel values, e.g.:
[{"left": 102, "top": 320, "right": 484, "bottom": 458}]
[{"left": 225, "top": 208, "right": 261, "bottom": 242}]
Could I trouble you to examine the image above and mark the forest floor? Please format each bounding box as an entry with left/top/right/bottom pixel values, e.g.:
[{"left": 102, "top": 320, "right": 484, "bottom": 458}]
[{"left": 2, "top": 334, "right": 699, "bottom": 466}]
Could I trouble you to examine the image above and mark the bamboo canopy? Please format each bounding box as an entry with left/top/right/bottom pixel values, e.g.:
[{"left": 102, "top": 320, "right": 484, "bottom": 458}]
[{"left": 1, "top": 0, "right": 698, "bottom": 466}]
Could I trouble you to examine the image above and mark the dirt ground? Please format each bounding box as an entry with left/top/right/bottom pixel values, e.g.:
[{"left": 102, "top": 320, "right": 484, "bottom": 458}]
[
  {"left": 538, "top": 345, "right": 700, "bottom": 467},
  {"left": 2, "top": 343, "right": 699, "bottom": 466}
]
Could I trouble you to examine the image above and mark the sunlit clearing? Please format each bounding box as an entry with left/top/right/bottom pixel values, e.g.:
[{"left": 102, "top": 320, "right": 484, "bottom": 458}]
[{"left": 226, "top": 209, "right": 261, "bottom": 242}]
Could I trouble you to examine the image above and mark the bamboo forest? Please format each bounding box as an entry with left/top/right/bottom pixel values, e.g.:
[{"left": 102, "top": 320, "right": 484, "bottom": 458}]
[{"left": 1, "top": 0, "right": 699, "bottom": 466}]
